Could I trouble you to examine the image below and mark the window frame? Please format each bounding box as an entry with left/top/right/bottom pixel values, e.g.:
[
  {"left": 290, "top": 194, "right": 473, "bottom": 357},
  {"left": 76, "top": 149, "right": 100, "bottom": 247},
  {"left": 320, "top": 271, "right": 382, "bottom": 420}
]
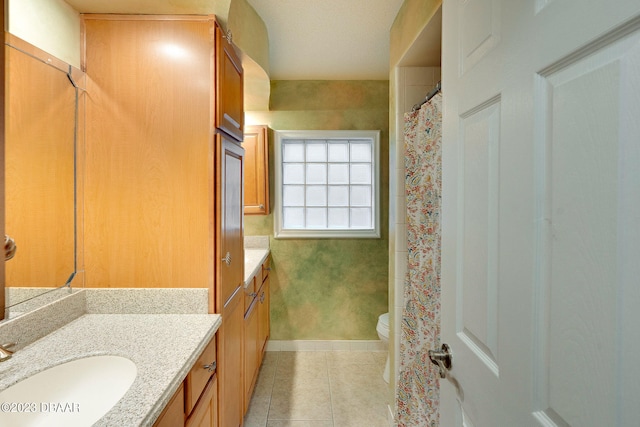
[{"left": 273, "top": 130, "right": 381, "bottom": 239}]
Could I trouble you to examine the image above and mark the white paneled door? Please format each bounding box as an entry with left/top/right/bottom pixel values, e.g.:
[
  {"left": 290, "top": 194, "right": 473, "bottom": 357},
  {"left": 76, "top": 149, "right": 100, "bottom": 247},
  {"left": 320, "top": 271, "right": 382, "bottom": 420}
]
[{"left": 440, "top": 1, "right": 640, "bottom": 426}]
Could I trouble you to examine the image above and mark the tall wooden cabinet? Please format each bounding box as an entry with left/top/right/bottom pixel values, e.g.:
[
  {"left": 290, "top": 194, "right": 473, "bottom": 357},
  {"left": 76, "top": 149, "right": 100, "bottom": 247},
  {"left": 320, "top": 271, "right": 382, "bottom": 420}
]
[
  {"left": 216, "top": 134, "right": 245, "bottom": 427},
  {"left": 213, "top": 19, "right": 246, "bottom": 427},
  {"left": 82, "top": 15, "right": 244, "bottom": 427}
]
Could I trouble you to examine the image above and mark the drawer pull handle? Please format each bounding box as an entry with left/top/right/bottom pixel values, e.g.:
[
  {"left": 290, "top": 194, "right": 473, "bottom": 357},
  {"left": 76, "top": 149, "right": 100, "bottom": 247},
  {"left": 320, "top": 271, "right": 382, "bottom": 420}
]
[
  {"left": 249, "top": 292, "right": 257, "bottom": 298},
  {"left": 203, "top": 360, "right": 216, "bottom": 372}
]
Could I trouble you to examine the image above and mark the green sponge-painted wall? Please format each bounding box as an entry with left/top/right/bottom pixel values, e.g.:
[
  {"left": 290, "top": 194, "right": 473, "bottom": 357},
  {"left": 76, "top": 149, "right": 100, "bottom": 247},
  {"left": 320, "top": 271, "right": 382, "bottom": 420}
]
[{"left": 245, "top": 80, "right": 389, "bottom": 340}]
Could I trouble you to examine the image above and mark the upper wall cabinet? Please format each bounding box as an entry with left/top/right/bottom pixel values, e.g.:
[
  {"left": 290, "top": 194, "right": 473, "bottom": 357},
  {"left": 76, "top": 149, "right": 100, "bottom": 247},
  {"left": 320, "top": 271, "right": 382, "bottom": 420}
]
[
  {"left": 82, "top": 15, "right": 244, "bottom": 298},
  {"left": 82, "top": 15, "right": 215, "bottom": 290},
  {"left": 243, "top": 125, "right": 269, "bottom": 215},
  {"left": 215, "top": 22, "right": 244, "bottom": 142}
]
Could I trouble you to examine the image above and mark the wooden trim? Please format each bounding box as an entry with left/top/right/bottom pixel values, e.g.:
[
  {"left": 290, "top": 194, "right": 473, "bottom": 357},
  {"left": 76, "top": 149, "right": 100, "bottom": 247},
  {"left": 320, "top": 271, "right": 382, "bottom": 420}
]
[
  {"left": 81, "top": 14, "right": 215, "bottom": 22},
  {"left": 80, "top": 16, "right": 86, "bottom": 72},
  {"left": 1, "top": 0, "right": 6, "bottom": 320},
  {"left": 4, "top": 33, "right": 78, "bottom": 75}
]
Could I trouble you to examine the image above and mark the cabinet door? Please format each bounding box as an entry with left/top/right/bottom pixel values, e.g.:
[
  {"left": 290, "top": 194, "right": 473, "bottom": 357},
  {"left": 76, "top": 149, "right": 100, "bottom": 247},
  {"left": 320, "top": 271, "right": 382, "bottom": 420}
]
[
  {"left": 153, "top": 383, "right": 185, "bottom": 427},
  {"left": 216, "top": 111, "right": 244, "bottom": 427},
  {"left": 243, "top": 125, "right": 269, "bottom": 215},
  {"left": 258, "top": 276, "right": 270, "bottom": 358},
  {"left": 83, "top": 16, "right": 213, "bottom": 289},
  {"left": 186, "top": 375, "right": 218, "bottom": 427},
  {"left": 215, "top": 21, "right": 243, "bottom": 142},
  {"left": 218, "top": 299, "right": 243, "bottom": 427},
  {"left": 217, "top": 134, "right": 244, "bottom": 308},
  {"left": 243, "top": 299, "right": 259, "bottom": 412}
]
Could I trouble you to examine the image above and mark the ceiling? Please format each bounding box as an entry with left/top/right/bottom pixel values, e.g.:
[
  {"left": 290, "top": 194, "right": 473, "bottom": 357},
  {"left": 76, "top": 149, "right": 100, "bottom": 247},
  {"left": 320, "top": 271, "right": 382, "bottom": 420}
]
[
  {"left": 64, "top": 0, "right": 440, "bottom": 81},
  {"left": 246, "top": 0, "right": 405, "bottom": 80},
  {"left": 64, "top": 0, "right": 230, "bottom": 15}
]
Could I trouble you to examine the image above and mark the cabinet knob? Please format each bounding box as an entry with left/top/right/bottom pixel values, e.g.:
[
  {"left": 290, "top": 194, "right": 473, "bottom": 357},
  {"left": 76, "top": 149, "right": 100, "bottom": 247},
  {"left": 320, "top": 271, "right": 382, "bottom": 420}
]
[
  {"left": 222, "top": 252, "right": 231, "bottom": 266},
  {"left": 203, "top": 360, "right": 216, "bottom": 372},
  {"left": 4, "top": 235, "right": 17, "bottom": 261},
  {"left": 259, "top": 204, "right": 264, "bottom": 210},
  {"left": 260, "top": 292, "right": 266, "bottom": 303},
  {"left": 223, "top": 29, "right": 233, "bottom": 44}
]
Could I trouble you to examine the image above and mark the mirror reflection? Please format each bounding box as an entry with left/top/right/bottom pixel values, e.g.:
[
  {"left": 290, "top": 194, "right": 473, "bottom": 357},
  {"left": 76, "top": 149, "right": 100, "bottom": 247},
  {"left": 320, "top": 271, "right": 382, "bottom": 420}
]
[{"left": 3, "top": 38, "right": 80, "bottom": 319}]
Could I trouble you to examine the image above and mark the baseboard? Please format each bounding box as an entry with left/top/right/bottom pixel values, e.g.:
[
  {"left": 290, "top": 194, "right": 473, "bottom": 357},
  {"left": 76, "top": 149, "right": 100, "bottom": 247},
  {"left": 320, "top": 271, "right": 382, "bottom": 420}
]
[{"left": 265, "top": 339, "right": 386, "bottom": 352}]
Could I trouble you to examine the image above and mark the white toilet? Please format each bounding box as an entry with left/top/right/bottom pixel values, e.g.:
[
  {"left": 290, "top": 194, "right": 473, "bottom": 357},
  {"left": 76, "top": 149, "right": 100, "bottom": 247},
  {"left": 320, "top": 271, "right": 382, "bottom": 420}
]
[{"left": 376, "top": 312, "right": 390, "bottom": 383}]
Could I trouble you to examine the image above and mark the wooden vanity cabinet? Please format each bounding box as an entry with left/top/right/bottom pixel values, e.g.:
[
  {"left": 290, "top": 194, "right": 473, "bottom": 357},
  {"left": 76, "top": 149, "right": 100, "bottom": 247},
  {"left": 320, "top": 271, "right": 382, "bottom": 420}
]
[
  {"left": 243, "top": 125, "right": 270, "bottom": 215},
  {"left": 243, "top": 256, "right": 271, "bottom": 411},
  {"left": 153, "top": 337, "right": 217, "bottom": 427}
]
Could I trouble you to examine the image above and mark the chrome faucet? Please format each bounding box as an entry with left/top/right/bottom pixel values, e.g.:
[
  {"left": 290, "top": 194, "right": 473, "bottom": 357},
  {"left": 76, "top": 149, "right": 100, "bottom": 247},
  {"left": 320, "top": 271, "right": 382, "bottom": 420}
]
[{"left": 0, "top": 343, "right": 16, "bottom": 362}]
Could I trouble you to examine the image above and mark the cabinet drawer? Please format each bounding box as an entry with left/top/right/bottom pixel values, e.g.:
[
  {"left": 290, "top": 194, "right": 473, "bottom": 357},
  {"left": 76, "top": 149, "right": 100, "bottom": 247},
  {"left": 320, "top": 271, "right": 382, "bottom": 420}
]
[
  {"left": 185, "top": 337, "right": 216, "bottom": 415},
  {"left": 261, "top": 257, "right": 271, "bottom": 283}
]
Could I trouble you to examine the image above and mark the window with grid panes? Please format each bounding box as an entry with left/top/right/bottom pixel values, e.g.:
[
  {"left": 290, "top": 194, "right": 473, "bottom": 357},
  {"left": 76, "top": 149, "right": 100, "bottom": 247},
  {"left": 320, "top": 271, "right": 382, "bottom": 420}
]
[{"left": 274, "top": 130, "right": 380, "bottom": 238}]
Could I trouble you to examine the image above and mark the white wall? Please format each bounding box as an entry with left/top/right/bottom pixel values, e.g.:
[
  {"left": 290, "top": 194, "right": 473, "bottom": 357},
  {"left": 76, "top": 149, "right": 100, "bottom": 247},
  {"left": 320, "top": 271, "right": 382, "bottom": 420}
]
[
  {"left": 398, "top": 67, "right": 441, "bottom": 113},
  {"left": 8, "top": 0, "right": 81, "bottom": 68}
]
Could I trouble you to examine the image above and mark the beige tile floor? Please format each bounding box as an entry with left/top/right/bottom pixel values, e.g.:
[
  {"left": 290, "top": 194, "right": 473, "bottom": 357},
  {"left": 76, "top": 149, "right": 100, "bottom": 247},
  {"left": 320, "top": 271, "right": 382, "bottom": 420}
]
[{"left": 244, "top": 351, "right": 390, "bottom": 427}]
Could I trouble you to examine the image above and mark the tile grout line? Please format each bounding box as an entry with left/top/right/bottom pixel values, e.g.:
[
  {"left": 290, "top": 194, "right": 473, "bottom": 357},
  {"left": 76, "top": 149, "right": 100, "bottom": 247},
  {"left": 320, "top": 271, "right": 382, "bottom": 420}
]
[
  {"left": 326, "top": 351, "right": 337, "bottom": 427},
  {"left": 263, "top": 351, "right": 279, "bottom": 427},
  {"left": 249, "top": 350, "right": 388, "bottom": 426},
  {"left": 324, "top": 351, "right": 336, "bottom": 427}
]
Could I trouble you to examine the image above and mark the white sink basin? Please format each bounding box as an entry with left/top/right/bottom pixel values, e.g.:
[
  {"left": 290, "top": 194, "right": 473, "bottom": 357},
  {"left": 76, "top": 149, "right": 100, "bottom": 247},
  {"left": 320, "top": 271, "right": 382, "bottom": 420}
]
[{"left": 0, "top": 355, "right": 137, "bottom": 427}]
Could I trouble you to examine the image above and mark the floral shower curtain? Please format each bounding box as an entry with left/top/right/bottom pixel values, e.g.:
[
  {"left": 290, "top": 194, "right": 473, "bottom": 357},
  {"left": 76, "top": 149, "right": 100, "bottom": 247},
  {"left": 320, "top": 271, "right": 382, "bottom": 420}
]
[{"left": 396, "top": 92, "right": 443, "bottom": 427}]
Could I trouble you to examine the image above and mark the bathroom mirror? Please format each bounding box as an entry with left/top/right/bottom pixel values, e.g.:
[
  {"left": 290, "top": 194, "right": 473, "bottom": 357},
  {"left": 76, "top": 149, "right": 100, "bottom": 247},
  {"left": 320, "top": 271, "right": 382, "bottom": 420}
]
[{"left": 2, "top": 37, "right": 82, "bottom": 320}]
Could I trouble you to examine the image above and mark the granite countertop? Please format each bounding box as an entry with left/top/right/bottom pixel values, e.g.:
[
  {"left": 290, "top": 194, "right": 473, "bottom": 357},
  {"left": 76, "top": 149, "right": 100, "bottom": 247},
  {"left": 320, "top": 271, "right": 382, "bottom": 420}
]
[
  {"left": 244, "top": 248, "right": 270, "bottom": 287},
  {"left": 0, "top": 312, "right": 222, "bottom": 426}
]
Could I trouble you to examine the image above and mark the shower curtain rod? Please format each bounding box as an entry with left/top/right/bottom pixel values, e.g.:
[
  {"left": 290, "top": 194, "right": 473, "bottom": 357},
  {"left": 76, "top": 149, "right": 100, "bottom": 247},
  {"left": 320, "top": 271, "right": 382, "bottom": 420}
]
[{"left": 411, "top": 81, "right": 441, "bottom": 112}]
